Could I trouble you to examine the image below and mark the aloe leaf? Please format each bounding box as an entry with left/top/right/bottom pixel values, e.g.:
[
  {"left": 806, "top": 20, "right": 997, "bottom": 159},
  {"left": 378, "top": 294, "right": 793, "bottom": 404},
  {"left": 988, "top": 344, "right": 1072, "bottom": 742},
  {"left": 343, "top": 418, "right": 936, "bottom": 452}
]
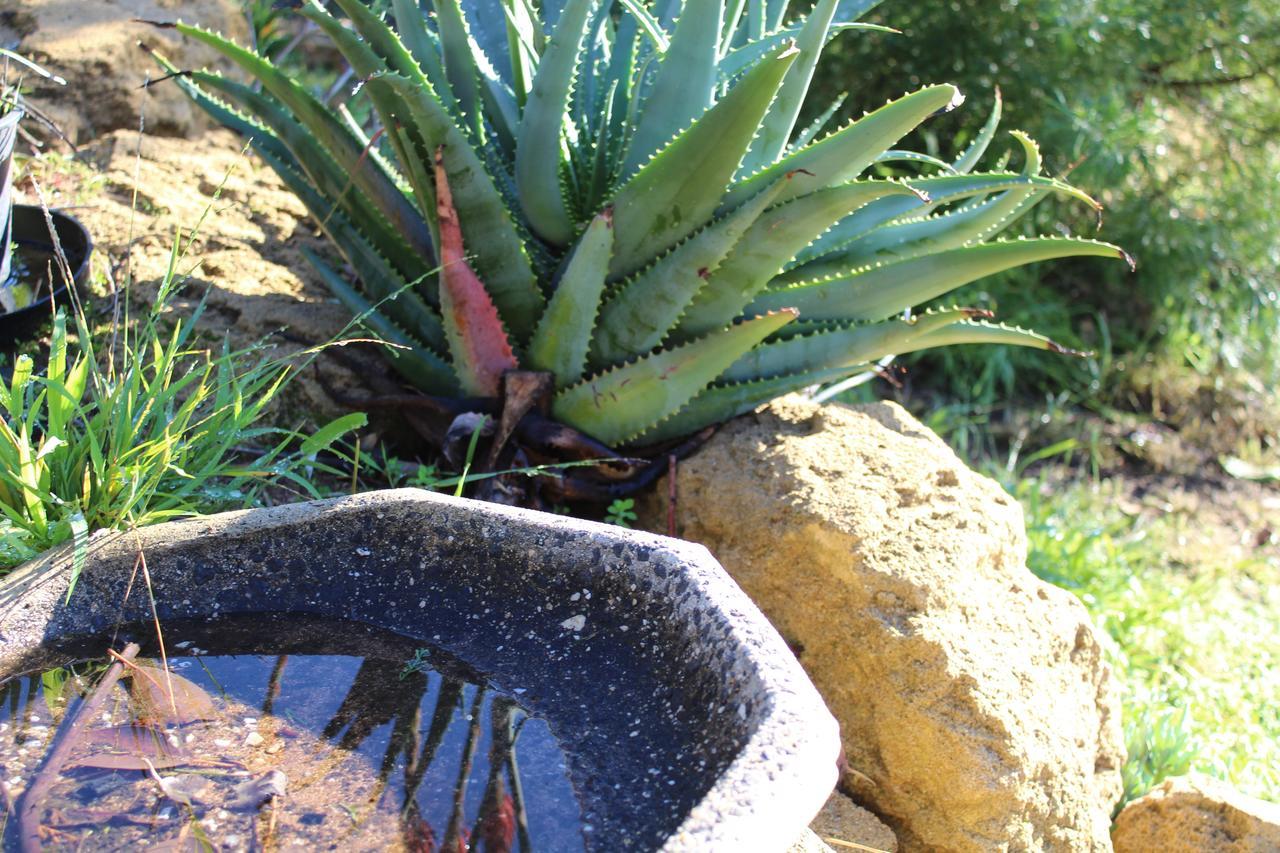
[
  {"left": 465, "top": 0, "right": 520, "bottom": 86},
  {"left": 432, "top": 0, "right": 483, "bottom": 126},
  {"left": 953, "top": 88, "right": 1002, "bottom": 174},
  {"left": 164, "top": 59, "right": 448, "bottom": 347},
  {"left": 184, "top": 69, "right": 430, "bottom": 278},
  {"left": 719, "top": 308, "right": 988, "bottom": 382},
  {"left": 171, "top": 23, "right": 434, "bottom": 274},
  {"left": 635, "top": 364, "right": 859, "bottom": 444},
  {"left": 607, "top": 42, "right": 800, "bottom": 279},
  {"left": 382, "top": 0, "right": 515, "bottom": 150},
  {"left": 790, "top": 91, "right": 848, "bottom": 153},
  {"left": 835, "top": 0, "right": 884, "bottom": 20},
  {"left": 527, "top": 209, "right": 614, "bottom": 386},
  {"left": 324, "top": 0, "right": 425, "bottom": 83},
  {"left": 515, "top": 0, "right": 597, "bottom": 245},
  {"left": 552, "top": 310, "right": 798, "bottom": 445},
  {"left": 254, "top": 136, "right": 447, "bottom": 350},
  {"left": 721, "top": 0, "right": 747, "bottom": 53},
  {"left": 747, "top": 0, "right": 764, "bottom": 40},
  {"left": 717, "top": 22, "right": 894, "bottom": 81},
  {"left": 766, "top": 0, "right": 791, "bottom": 29},
  {"left": 786, "top": 169, "right": 1100, "bottom": 277},
  {"left": 817, "top": 132, "right": 1057, "bottom": 270},
  {"left": 623, "top": 0, "right": 725, "bottom": 175},
  {"left": 677, "top": 179, "right": 922, "bottom": 337},
  {"left": 590, "top": 177, "right": 787, "bottom": 367},
  {"left": 297, "top": 7, "right": 446, "bottom": 244},
  {"left": 874, "top": 149, "right": 956, "bottom": 172},
  {"left": 618, "top": 0, "right": 671, "bottom": 51},
  {"left": 721, "top": 83, "right": 962, "bottom": 211},
  {"left": 906, "top": 318, "right": 1084, "bottom": 355},
  {"left": 740, "top": 0, "right": 839, "bottom": 173},
  {"left": 750, "top": 237, "right": 1132, "bottom": 321},
  {"left": 364, "top": 73, "right": 544, "bottom": 340},
  {"left": 433, "top": 149, "right": 519, "bottom": 397},
  {"left": 391, "top": 0, "right": 458, "bottom": 114},
  {"left": 302, "top": 248, "right": 459, "bottom": 394}
]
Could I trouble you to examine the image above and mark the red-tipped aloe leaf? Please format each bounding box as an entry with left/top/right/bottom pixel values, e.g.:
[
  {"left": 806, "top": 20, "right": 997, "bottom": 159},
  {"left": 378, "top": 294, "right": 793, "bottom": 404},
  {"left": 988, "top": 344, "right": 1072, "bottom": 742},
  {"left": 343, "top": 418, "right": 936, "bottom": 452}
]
[{"left": 435, "top": 147, "right": 519, "bottom": 397}]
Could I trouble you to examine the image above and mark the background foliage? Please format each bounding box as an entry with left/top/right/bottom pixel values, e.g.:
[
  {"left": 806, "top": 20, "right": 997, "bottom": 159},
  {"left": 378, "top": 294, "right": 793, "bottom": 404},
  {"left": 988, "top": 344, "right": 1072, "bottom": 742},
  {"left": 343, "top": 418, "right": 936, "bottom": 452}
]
[{"left": 818, "top": 0, "right": 1280, "bottom": 408}]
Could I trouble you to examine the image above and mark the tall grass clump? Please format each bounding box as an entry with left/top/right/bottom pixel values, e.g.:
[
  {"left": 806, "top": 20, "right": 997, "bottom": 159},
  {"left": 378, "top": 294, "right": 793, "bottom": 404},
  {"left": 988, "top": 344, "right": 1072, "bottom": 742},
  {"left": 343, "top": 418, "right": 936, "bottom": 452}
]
[{"left": 0, "top": 232, "right": 364, "bottom": 575}]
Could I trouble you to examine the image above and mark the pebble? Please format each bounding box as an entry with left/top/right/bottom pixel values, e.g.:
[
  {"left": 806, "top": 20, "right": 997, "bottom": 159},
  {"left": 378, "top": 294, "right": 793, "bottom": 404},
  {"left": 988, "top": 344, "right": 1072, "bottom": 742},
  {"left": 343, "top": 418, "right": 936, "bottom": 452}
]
[{"left": 245, "top": 732, "right": 265, "bottom": 748}]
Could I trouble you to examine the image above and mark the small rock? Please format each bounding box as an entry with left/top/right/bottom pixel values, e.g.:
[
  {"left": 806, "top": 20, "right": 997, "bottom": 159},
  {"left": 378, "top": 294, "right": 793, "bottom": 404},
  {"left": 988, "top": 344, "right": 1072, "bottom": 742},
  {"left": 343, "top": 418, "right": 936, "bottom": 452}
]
[
  {"left": 810, "top": 791, "right": 898, "bottom": 852},
  {"left": 1112, "top": 775, "right": 1280, "bottom": 852},
  {"left": 244, "top": 732, "right": 265, "bottom": 748},
  {"left": 228, "top": 769, "right": 287, "bottom": 811}
]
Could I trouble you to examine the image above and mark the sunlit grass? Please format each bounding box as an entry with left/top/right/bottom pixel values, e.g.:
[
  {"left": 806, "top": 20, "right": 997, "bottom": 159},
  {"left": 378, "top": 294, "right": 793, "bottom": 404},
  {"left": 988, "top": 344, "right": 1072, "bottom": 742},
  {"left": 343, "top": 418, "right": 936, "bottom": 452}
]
[{"left": 1009, "top": 474, "right": 1280, "bottom": 808}]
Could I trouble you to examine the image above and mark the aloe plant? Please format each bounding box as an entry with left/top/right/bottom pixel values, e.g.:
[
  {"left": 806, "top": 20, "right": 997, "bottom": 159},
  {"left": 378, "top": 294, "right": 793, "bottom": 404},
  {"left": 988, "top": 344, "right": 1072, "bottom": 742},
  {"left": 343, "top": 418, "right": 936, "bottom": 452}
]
[{"left": 151, "top": 0, "right": 1129, "bottom": 452}]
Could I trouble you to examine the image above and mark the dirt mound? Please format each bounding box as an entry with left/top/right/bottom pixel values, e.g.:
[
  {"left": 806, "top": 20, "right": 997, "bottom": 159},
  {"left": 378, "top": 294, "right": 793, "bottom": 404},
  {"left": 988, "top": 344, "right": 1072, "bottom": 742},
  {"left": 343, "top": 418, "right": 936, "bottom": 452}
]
[
  {"left": 2, "top": 0, "right": 248, "bottom": 142},
  {"left": 16, "top": 127, "right": 385, "bottom": 427}
]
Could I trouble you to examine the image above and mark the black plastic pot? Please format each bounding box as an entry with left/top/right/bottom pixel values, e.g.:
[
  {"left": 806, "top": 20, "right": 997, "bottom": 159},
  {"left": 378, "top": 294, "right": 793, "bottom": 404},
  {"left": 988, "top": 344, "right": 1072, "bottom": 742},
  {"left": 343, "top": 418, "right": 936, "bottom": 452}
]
[{"left": 0, "top": 205, "right": 94, "bottom": 348}]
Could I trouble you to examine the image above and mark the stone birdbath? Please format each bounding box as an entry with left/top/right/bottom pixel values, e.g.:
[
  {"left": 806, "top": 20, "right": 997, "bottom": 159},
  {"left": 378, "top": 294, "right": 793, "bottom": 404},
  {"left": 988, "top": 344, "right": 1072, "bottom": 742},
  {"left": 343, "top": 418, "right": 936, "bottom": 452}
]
[{"left": 0, "top": 489, "right": 839, "bottom": 851}]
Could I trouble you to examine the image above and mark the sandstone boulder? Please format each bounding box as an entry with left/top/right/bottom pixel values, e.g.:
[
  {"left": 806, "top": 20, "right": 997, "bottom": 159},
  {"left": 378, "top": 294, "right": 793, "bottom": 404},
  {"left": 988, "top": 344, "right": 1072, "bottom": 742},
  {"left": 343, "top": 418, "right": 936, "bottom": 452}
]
[
  {"left": 1112, "top": 775, "right": 1280, "bottom": 852},
  {"left": 640, "top": 396, "right": 1125, "bottom": 851},
  {"left": 2, "top": 0, "right": 249, "bottom": 142}
]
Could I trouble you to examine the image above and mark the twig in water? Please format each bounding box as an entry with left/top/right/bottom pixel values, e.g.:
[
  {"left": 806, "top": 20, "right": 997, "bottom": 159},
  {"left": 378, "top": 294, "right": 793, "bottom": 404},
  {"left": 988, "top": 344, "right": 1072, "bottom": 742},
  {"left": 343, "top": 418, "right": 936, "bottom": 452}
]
[{"left": 14, "top": 642, "right": 141, "bottom": 853}]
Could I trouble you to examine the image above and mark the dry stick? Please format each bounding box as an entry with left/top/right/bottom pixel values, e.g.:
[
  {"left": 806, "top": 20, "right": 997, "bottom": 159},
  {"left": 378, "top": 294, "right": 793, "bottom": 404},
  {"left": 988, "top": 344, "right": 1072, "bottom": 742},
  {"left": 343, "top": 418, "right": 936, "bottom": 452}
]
[
  {"left": 824, "top": 838, "right": 891, "bottom": 853},
  {"left": 441, "top": 688, "right": 486, "bottom": 850},
  {"left": 504, "top": 725, "right": 533, "bottom": 852},
  {"left": 14, "top": 642, "right": 141, "bottom": 853},
  {"left": 134, "top": 540, "right": 178, "bottom": 722}
]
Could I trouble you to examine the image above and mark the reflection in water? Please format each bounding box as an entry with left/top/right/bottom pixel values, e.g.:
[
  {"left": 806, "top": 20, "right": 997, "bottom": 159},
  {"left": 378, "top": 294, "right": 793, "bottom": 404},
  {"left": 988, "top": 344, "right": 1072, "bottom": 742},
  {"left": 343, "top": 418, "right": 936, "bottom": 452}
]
[{"left": 0, "top": 619, "right": 585, "bottom": 852}]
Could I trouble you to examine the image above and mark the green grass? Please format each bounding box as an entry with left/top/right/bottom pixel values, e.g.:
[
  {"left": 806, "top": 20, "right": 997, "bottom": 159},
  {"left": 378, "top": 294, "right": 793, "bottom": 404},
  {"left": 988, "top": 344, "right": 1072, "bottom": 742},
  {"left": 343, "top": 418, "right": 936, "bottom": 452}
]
[
  {"left": 1007, "top": 473, "right": 1280, "bottom": 808},
  {"left": 0, "top": 215, "right": 364, "bottom": 579}
]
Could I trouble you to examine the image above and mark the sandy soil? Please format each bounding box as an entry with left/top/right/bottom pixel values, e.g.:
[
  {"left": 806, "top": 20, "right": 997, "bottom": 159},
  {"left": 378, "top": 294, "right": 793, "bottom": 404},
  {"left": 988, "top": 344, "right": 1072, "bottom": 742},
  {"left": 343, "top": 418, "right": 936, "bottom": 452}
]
[{"left": 15, "top": 126, "right": 390, "bottom": 428}]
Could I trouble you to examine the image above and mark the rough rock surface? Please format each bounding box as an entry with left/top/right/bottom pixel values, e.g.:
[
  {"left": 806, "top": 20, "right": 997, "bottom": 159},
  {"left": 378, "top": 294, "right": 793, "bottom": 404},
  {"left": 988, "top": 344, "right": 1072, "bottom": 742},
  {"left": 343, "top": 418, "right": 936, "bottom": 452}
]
[
  {"left": 1, "top": 0, "right": 248, "bottom": 142},
  {"left": 639, "top": 396, "right": 1125, "bottom": 852},
  {"left": 786, "top": 829, "right": 835, "bottom": 853},
  {"left": 811, "top": 791, "right": 899, "bottom": 852},
  {"left": 1112, "top": 775, "right": 1280, "bottom": 852}
]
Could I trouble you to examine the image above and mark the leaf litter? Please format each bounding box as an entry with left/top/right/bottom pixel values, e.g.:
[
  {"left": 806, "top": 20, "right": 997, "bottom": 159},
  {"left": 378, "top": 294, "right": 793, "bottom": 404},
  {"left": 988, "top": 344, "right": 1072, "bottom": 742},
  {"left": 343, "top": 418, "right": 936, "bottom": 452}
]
[{"left": 0, "top": 655, "right": 403, "bottom": 851}]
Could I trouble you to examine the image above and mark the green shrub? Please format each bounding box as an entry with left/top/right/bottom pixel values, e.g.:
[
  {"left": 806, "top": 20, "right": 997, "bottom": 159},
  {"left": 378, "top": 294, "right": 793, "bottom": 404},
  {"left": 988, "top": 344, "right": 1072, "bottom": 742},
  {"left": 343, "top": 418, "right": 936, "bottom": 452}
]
[{"left": 817, "top": 0, "right": 1280, "bottom": 403}]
